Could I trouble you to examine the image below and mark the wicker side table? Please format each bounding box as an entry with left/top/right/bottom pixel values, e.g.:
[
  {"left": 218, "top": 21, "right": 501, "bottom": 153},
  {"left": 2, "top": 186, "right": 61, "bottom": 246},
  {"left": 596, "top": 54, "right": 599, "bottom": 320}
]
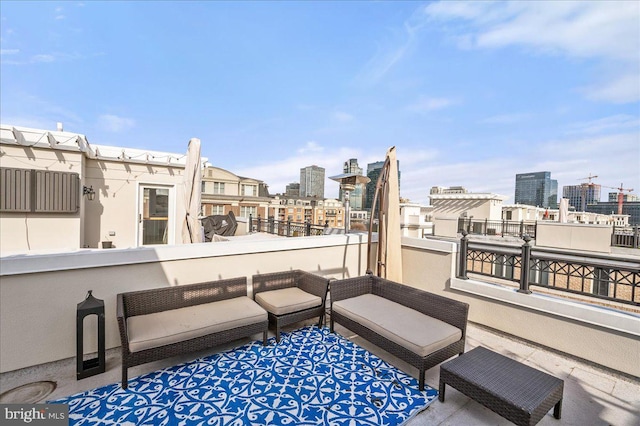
[{"left": 439, "top": 346, "right": 563, "bottom": 426}]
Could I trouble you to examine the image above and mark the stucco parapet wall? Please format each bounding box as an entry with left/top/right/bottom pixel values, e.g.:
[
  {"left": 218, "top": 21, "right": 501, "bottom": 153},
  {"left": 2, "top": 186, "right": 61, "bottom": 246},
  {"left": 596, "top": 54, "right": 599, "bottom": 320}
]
[
  {"left": 401, "top": 236, "right": 457, "bottom": 254},
  {"left": 451, "top": 277, "right": 640, "bottom": 338},
  {"left": 0, "top": 234, "right": 371, "bottom": 276}
]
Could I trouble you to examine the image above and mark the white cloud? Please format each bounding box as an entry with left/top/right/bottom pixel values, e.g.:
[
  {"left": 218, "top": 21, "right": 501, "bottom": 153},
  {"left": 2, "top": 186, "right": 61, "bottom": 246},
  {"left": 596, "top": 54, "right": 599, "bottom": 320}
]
[
  {"left": 581, "top": 73, "right": 640, "bottom": 104},
  {"left": 565, "top": 115, "right": 640, "bottom": 135},
  {"left": 333, "top": 111, "right": 354, "bottom": 123},
  {"left": 32, "top": 54, "right": 55, "bottom": 63},
  {"left": 356, "top": 6, "right": 432, "bottom": 84},
  {"left": 479, "top": 113, "right": 532, "bottom": 125},
  {"left": 394, "top": 129, "right": 639, "bottom": 205},
  {"left": 297, "top": 141, "right": 323, "bottom": 154},
  {"left": 407, "top": 96, "right": 458, "bottom": 113},
  {"left": 55, "top": 7, "right": 65, "bottom": 20},
  {"left": 97, "top": 114, "right": 136, "bottom": 132},
  {"left": 424, "top": 1, "right": 640, "bottom": 103},
  {"left": 236, "top": 142, "right": 369, "bottom": 198},
  {"left": 426, "top": 1, "right": 639, "bottom": 61},
  {"left": 2, "top": 51, "right": 84, "bottom": 65}
]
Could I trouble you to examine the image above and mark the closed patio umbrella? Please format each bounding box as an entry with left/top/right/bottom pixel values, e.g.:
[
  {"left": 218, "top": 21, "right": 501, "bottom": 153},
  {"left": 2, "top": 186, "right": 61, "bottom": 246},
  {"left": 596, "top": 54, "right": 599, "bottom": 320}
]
[
  {"left": 559, "top": 198, "right": 569, "bottom": 224},
  {"left": 182, "top": 138, "right": 203, "bottom": 243},
  {"left": 367, "top": 146, "right": 403, "bottom": 282}
]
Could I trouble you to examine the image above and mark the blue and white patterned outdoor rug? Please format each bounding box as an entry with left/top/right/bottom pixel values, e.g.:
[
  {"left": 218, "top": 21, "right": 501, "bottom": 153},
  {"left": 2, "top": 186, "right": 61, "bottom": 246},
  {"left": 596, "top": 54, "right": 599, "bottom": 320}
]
[{"left": 49, "top": 326, "right": 437, "bottom": 425}]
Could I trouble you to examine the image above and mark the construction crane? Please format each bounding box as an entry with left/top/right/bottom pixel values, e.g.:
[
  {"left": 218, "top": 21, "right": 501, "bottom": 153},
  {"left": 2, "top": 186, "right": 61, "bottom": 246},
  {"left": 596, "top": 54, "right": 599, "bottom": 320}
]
[
  {"left": 577, "top": 174, "right": 598, "bottom": 212},
  {"left": 602, "top": 183, "right": 634, "bottom": 215},
  {"left": 578, "top": 173, "right": 598, "bottom": 184}
]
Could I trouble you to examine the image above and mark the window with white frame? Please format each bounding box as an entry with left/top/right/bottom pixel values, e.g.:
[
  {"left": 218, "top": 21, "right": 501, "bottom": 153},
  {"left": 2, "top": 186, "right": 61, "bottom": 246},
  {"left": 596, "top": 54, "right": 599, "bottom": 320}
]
[
  {"left": 240, "top": 206, "right": 257, "bottom": 218},
  {"left": 210, "top": 205, "right": 225, "bottom": 215},
  {"left": 241, "top": 184, "right": 257, "bottom": 196},
  {"left": 213, "top": 182, "right": 225, "bottom": 194}
]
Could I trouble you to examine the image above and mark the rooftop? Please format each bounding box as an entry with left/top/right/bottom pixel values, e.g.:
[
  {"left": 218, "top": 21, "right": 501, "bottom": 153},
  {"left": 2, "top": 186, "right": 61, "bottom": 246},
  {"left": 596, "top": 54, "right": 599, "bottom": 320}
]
[
  {"left": 1, "top": 234, "right": 638, "bottom": 424},
  {"left": 1, "top": 320, "right": 637, "bottom": 425}
]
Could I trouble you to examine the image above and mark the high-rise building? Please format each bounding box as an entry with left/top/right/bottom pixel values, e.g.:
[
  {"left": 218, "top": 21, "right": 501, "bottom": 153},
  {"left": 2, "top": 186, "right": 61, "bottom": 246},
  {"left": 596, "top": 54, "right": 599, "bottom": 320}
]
[
  {"left": 299, "top": 165, "right": 325, "bottom": 198},
  {"left": 338, "top": 159, "right": 366, "bottom": 211},
  {"left": 285, "top": 183, "right": 300, "bottom": 198},
  {"left": 514, "top": 171, "right": 558, "bottom": 209},
  {"left": 608, "top": 192, "right": 639, "bottom": 202},
  {"left": 365, "top": 160, "right": 400, "bottom": 211},
  {"left": 587, "top": 201, "right": 640, "bottom": 225},
  {"left": 562, "top": 184, "right": 601, "bottom": 211}
]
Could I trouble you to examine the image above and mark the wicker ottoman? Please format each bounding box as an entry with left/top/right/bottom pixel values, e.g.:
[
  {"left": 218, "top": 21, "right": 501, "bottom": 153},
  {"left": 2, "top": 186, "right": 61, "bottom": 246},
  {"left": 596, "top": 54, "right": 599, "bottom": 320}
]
[{"left": 439, "top": 346, "right": 563, "bottom": 426}]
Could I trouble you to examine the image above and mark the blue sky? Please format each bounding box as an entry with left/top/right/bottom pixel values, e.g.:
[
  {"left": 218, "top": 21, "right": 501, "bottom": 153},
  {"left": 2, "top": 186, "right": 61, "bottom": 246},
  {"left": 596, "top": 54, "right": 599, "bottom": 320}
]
[{"left": 1, "top": 1, "right": 639, "bottom": 204}]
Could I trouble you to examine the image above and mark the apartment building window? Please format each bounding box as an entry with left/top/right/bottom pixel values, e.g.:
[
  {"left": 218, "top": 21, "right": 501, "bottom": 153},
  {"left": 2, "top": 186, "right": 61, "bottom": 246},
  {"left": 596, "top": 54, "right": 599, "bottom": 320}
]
[
  {"left": 505, "top": 211, "right": 513, "bottom": 220},
  {"left": 201, "top": 181, "right": 207, "bottom": 193},
  {"left": 241, "top": 185, "right": 257, "bottom": 197},
  {"left": 210, "top": 205, "right": 225, "bottom": 215},
  {"left": 213, "top": 182, "right": 225, "bottom": 194},
  {"left": 240, "top": 206, "right": 257, "bottom": 218}
]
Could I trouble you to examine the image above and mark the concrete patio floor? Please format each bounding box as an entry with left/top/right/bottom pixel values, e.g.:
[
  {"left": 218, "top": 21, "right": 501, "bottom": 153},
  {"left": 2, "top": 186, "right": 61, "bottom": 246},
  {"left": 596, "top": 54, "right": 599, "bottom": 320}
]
[{"left": 1, "top": 322, "right": 638, "bottom": 425}]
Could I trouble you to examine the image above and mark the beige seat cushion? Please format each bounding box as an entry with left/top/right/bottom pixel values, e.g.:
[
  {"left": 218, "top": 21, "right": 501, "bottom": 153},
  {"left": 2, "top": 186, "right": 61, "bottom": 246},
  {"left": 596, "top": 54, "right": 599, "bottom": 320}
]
[
  {"left": 127, "top": 296, "right": 267, "bottom": 353},
  {"left": 255, "top": 287, "right": 322, "bottom": 316},
  {"left": 332, "top": 293, "right": 462, "bottom": 358}
]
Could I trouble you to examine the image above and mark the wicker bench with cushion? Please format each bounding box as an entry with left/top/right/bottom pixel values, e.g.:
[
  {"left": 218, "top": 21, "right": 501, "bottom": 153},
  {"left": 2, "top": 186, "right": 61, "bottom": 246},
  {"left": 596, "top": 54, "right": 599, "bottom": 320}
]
[
  {"left": 330, "top": 275, "right": 469, "bottom": 391},
  {"left": 252, "top": 270, "right": 330, "bottom": 343},
  {"left": 117, "top": 277, "right": 268, "bottom": 389}
]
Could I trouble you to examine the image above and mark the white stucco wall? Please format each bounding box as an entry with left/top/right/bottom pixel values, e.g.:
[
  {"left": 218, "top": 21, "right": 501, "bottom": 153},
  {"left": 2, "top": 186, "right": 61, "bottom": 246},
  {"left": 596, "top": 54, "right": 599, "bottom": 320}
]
[
  {"left": 83, "top": 158, "right": 186, "bottom": 249},
  {"left": 0, "top": 234, "right": 369, "bottom": 373},
  {"left": 0, "top": 145, "right": 85, "bottom": 254},
  {"left": 536, "top": 222, "right": 613, "bottom": 253}
]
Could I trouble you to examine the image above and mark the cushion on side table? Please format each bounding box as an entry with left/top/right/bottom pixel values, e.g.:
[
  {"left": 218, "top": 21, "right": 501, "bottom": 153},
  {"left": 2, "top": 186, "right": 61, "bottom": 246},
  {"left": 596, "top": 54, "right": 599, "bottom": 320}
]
[{"left": 255, "top": 287, "right": 322, "bottom": 316}]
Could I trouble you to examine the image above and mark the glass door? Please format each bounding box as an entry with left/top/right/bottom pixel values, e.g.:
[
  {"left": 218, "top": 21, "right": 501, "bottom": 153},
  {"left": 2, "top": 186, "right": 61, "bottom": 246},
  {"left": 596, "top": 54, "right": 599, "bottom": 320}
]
[{"left": 139, "top": 186, "right": 170, "bottom": 245}]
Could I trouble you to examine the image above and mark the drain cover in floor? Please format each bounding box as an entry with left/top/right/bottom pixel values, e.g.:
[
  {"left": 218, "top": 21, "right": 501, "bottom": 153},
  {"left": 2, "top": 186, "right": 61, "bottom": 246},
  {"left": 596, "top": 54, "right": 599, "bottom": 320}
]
[{"left": 0, "top": 381, "right": 56, "bottom": 403}]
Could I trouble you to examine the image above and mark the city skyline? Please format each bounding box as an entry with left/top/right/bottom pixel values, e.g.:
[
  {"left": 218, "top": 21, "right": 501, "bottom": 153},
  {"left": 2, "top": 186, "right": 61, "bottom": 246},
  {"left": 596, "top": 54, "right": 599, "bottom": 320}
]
[{"left": 1, "top": 1, "right": 638, "bottom": 204}]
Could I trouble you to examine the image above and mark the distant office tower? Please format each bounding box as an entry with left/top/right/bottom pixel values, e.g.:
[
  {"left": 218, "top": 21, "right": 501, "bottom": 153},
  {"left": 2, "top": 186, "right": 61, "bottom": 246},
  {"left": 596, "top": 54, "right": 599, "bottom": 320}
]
[
  {"left": 608, "top": 192, "right": 639, "bottom": 202},
  {"left": 365, "top": 160, "right": 401, "bottom": 210},
  {"left": 514, "top": 171, "right": 558, "bottom": 209},
  {"left": 300, "top": 165, "right": 325, "bottom": 198},
  {"left": 563, "top": 184, "right": 601, "bottom": 211},
  {"left": 339, "top": 159, "right": 365, "bottom": 210},
  {"left": 587, "top": 201, "right": 640, "bottom": 225},
  {"left": 285, "top": 183, "right": 300, "bottom": 198}
]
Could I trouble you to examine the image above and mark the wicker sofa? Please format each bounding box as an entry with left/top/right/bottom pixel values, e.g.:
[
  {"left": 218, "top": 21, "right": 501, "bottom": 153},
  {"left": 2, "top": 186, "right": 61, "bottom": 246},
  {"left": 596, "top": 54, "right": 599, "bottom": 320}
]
[
  {"left": 253, "top": 270, "right": 330, "bottom": 343},
  {"left": 330, "top": 275, "right": 469, "bottom": 390},
  {"left": 117, "top": 277, "right": 268, "bottom": 389}
]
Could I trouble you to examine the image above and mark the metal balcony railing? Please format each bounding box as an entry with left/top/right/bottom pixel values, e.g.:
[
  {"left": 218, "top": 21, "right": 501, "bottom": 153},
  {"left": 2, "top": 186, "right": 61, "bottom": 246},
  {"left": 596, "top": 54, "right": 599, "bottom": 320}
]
[
  {"left": 457, "top": 218, "right": 537, "bottom": 238},
  {"left": 250, "top": 215, "right": 329, "bottom": 237},
  {"left": 457, "top": 232, "right": 640, "bottom": 306},
  {"left": 611, "top": 226, "right": 640, "bottom": 249}
]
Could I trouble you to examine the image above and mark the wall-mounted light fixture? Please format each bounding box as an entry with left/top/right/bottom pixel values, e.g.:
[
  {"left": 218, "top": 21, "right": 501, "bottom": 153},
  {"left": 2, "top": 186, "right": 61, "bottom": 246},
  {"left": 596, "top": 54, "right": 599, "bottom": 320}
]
[{"left": 83, "top": 185, "right": 96, "bottom": 201}]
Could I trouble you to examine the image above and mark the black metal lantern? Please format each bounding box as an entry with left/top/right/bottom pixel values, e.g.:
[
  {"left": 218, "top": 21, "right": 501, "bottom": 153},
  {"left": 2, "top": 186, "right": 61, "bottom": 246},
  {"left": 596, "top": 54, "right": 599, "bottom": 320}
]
[{"left": 76, "top": 290, "right": 105, "bottom": 379}]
